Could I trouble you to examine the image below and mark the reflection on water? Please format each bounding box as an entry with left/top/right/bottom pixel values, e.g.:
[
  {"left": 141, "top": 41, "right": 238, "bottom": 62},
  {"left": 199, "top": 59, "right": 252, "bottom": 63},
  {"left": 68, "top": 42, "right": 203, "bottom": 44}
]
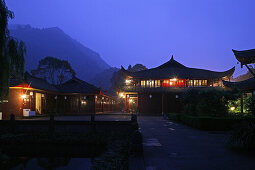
[{"left": 12, "top": 157, "right": 91, "bottom": 170}]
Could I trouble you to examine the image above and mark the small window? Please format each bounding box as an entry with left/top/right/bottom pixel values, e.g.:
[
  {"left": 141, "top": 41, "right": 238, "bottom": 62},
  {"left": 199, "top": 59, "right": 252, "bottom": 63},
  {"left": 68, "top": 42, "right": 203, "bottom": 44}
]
[
  {"left": 188, "top": 80, "right": 193, "bottom": 87},
  {"left": 146, "top": 80, "right": 154, "bottom": 87},
  {"left": 155, "top": 80, "right": 160, "bottom": 87},
  {"left": 202, "top": 80, "right": 207, "bottom": 86},
  {"left": 163, "top": 80, "right": 170, "bottom": 87},
  {"left": 141, "top": 80, "right": 146, "bottom": 87}
]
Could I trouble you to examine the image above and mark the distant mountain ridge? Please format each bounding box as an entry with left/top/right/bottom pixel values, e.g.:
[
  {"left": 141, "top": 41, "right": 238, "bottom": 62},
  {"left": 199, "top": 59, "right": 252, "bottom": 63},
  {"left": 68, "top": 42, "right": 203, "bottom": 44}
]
[
  {"left": 9, "top": 24, "right": 110, "bottom": 81},
  {"left": 89, "top": 64, "right": 148, "bottom": 90}
]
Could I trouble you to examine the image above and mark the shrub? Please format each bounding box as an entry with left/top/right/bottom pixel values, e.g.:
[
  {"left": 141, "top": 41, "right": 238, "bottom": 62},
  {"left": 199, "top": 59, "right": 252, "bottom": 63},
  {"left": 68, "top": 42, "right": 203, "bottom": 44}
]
[
  {"left": 181, "top": 88, "right": 239, "bottom": 117},
  {"left": 227, "top": 122, "right": 255, "bottom": 150},
  {"left": 245, "top": 96, "right": 255, "bottom": 116},
  {"left": 179, "top": 114, "right": 255, "bottom": 131}
]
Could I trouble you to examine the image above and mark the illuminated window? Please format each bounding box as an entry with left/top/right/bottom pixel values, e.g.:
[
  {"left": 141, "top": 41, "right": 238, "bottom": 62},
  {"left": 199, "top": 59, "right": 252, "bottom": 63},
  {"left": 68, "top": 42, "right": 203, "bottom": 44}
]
[
  {"left": 141, "top": 80, "right": 146, "bottom": 87},
  {"left": 202, "top": 80, "right": 207, "bottom": 86},
  {"left": 178, "top": 80, "right": 184, "bottom": 87},
  {"left": 198, "top": 80, "right": 202, "bottom": 86},
  {"left": 194, "top": 80, "right": 198, "bottom": 86},
  {"left": 170, "top": 79, "right": 177, "bottom": 87},
  {"left": 155, "top": 80, "right": 160, "bottom": 87},
  {"left": 146, "top": 80, "right": 154, "bottom": 87},
  {"left": 188, "top": 80, "right": 193, "bottom": 86},
  {"left": 163, "top": 80, "right": 170, "bottom": 87}
]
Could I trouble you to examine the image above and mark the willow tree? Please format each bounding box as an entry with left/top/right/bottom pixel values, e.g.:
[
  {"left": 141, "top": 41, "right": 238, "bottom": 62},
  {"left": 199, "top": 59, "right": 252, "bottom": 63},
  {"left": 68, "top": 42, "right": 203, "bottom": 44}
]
[{"left": 0, "top": 0, "right": 26, "bottom": 100}]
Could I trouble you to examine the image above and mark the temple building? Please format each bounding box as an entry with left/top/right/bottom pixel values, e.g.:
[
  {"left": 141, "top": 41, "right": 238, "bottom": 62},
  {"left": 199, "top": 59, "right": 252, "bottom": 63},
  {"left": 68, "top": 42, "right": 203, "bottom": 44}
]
[
  {"left": 0, "top": 72, "right": 118, "bottom": 119},
  {"left": 119, "top": 56, "right": 235, "bottom": 114},
  {"left": 223, "top": 49, "right": 255, "bottom": 113}
]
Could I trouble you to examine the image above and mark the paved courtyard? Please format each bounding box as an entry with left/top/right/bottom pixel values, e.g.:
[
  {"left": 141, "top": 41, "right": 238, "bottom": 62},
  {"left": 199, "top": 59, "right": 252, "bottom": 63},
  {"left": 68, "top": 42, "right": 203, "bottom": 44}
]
[
  {"left": 138, "top": 116, "right": 255, "bottom": 170},
  {"left": 19, "top": 113, "right": 132, "bottom": 121}
]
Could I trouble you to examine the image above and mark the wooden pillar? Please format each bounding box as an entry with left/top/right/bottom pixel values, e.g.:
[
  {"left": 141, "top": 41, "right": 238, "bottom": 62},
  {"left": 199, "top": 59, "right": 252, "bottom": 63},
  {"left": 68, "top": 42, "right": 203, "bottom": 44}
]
[
  {"left": 78, "top": 95, "right": 81, "bottom": 113},
  {"left": 125, "top": 94, "right": 127, "bottom": 112},
  {"left": 136, "top": 96, "right": 139, "bottom": 113},
  {"left": 162, "top": 93, "right": 165, "bottom": 115},
  {"left": 102, "top": 97, "right": 104, "bottom": 113},
  {"left": 128, "top": 100, "right": 131, "bottom": 112},
  {"left": 241, "top": 93, "right": 244, "bottom": 114},
  {"left": 93, "top": 95, "right": 96, "bottom": 114},
  {"left": 21, "top": 89, "right": 24, "bottom": 117}
]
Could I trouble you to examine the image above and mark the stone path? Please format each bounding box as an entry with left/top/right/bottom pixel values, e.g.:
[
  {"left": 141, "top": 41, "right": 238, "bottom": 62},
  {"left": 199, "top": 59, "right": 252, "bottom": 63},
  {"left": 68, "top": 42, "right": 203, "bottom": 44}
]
[{"left": 138, "top": 116, "right": 255, "bottom": 170}]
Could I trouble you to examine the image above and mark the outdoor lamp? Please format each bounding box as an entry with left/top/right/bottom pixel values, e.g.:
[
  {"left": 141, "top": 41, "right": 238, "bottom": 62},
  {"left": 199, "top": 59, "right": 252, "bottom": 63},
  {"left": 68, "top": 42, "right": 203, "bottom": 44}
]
[
  {"left": 230, "top": 107, "right": 235, "bottom": 111},
  {"left": 21, "top": 94, "right": 27, "bottom": 99}
]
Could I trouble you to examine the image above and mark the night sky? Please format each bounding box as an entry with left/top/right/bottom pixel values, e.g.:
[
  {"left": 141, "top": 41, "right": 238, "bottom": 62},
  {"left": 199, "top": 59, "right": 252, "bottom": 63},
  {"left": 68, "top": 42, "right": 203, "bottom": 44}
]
[{"left": 6, "top": 0, "right": 255, "bottom": 77}]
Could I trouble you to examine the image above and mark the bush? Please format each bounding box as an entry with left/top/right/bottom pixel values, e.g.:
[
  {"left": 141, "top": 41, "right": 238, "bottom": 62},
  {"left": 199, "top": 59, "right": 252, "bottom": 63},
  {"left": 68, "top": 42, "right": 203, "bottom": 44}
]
[
  {"left": 179, "top": 114, "right": 255, "bottom": 131},
  {"left": 227, "top": 122, "right": 255, "bottom": 150},
  {"left": 166, "top": 113, "right": 181, "bottom": 121},
  {"left": 245, "top": 96, "right": 255, "bottom": 116},
  {"left": 181, "top": 88, "right": 239, "bottom": 117}
]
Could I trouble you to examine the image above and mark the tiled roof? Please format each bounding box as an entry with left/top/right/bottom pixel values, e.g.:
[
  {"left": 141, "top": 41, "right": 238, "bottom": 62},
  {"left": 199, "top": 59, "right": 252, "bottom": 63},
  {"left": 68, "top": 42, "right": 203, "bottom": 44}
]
[
  {"left": 24, "top": 72, "right": 59, "bottom": 92},
  {"left": 122, "top": 56, "right": 235, "bottom": 79},
  {"left": 232, "top": 49, "right": 255, "bottom": 65},
  {"left": 223, "top": 78, "right": 255, "bottom": 91},
  {"left": 57, "top": 76, "right": 100, "bottom": 94}
]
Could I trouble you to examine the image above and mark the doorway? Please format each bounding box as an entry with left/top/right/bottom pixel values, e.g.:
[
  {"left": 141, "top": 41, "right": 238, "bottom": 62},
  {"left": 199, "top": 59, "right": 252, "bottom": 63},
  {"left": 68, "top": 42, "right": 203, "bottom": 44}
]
[{"left": 36, "top": 93, "right": 42, "bottom": 114}]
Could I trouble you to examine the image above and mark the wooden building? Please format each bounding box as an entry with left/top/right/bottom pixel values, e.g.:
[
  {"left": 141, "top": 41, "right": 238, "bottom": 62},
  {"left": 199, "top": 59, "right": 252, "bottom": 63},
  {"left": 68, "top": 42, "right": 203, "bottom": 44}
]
[
  {"left": 119, "top": 56, "right": 235, "bottom": 115},
  {"left": 223, "top": 49, "right": 255, "bottom": 113},
  {"left": 0, "top": 72, "right": 118, "bottom": 119}
]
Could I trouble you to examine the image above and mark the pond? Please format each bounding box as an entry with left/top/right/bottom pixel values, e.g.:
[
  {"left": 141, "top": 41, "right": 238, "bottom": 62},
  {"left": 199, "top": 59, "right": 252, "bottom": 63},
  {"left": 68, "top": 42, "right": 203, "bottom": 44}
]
[{"left": 11, "top": 157, "right": 91, "bottom": 170}]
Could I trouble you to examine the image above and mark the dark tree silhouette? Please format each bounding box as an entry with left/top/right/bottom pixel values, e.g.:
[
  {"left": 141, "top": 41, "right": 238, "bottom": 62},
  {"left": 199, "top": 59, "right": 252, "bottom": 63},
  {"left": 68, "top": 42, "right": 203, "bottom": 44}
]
[
  {"left": 0, "top": 0, "right": 26, "bottom": 100},
  {"left": 31, "top": 56, "right": 76, "bottom": 85}
]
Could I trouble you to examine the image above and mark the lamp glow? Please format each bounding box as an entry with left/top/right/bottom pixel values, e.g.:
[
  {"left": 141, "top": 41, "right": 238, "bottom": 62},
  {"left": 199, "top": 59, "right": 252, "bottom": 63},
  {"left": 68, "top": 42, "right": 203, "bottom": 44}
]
[
  {"left": 230, "top": 107, "right": 235, "bottom": 111},
  {"left": 125, "top": 79, "right": 131, "bottom": 84},
  {"left": 119, "top": 93, "right": 125, "bottom": 98},
  {"left": 21, "top": 94, "right": 27, "bottom": 99}
]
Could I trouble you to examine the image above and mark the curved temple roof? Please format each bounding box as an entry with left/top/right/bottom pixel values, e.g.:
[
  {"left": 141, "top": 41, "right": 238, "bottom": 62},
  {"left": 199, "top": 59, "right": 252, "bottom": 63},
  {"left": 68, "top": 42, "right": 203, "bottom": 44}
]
[
  {"left": 122, "top": 56, "right": 235, "bottom": 79},
  {"left": 232, "top": 49, "right": 255, "bottom": 65},
  {"left": 223, "top": 78, "right": 255, "bottom": 91}
]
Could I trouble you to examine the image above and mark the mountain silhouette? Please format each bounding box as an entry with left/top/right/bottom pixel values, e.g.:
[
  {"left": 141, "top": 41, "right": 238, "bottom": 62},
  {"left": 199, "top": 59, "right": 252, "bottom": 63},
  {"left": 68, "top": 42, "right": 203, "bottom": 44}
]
[{"left": 9, "top": 24, "right": 110, "bottom": 81}]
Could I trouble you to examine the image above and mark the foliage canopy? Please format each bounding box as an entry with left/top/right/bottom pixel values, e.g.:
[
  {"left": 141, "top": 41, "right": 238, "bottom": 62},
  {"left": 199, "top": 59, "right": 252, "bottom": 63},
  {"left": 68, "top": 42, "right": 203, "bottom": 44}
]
[
  {"left": 31, "top": 56, "right": 76, "bottom": 85},
  {"left": 0, "top": 0, "right": 26, "bottom": 100}
]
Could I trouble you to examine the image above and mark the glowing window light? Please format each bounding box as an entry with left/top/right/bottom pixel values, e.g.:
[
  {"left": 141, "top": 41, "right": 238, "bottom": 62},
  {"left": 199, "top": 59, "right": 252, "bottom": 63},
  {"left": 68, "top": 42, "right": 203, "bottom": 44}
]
[
  {"left": 129, "top": 99, "right": 133, "bottom": 103},
  {"left": 172, "top": 78, "right": 177, "bottom": 81}
]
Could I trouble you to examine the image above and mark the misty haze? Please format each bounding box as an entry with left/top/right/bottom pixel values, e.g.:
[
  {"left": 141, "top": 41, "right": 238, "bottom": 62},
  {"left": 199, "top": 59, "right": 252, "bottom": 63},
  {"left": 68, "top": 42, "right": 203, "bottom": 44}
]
[{"left": 0, "top": 0, "right": 255, "bottom": 169}]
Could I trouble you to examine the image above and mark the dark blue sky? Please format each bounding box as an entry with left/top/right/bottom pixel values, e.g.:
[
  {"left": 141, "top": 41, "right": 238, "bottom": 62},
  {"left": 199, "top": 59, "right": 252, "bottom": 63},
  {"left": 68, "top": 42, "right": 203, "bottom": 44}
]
[{"left": 6, "top": 0, "right": 255, "bottom": 77}]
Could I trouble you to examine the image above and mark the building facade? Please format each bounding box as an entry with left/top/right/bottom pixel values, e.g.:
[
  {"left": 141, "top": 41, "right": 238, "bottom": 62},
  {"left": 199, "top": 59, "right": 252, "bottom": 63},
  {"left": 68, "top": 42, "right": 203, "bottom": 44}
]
[
  {"left": 223, "top": 49, "right": 255, "bottom": 113},
  {"left": 0, "top": 73, "right": 118, "bottom": 119},
  {"left": 119, "top": 56, "right": 235, "bottom": 115}
]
